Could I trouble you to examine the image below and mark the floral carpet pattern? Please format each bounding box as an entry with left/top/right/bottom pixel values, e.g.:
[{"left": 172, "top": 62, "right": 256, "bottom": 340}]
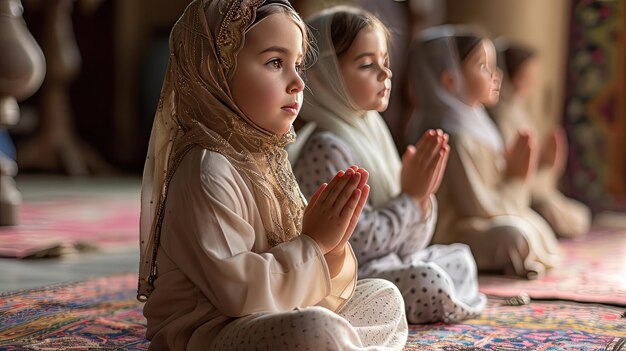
[{"left": 1, "top": 274, "right": 625, "bottom": 350}]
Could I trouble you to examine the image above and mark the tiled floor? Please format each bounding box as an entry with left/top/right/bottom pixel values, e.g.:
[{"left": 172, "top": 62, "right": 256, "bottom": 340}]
[{"left": 0, "top": 176, "right": 140, "bottom": 292}]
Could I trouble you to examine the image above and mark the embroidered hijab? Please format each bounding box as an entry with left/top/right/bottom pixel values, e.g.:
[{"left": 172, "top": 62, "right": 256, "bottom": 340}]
[{"left": 139, "top": 0, "right": 307, "bottom": 300}]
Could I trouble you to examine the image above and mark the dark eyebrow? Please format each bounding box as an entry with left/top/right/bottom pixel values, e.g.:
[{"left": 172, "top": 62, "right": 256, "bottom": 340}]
[
  {"left": 468, "top": 48, "right": 486, "bottom": 63},
  {"left": 259, "top": 46, "right": 304, "bottom": 59},
  {"left": 353, "top": 52, "right": 389, "bottom": 62},
  {"left": 260, "top": 46, "right": 290, "bottom": 55}
]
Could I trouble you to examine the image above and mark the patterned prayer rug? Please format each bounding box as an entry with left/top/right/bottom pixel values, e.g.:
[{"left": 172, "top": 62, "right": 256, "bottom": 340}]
[
  {"left": 479, "top": 226, "right": 626, "bottom": 306},
  {"left": 405, "top": 299, "right": 626, "bottom": 350},
  {"left": 0, "top": 196, "right": 139, "bottom": 258},
  {"left": 0, "top": 274, "right": 148, "bottom": 350},
  {"left": 1, "top": 274, "right": 625, "bottom": 350}
]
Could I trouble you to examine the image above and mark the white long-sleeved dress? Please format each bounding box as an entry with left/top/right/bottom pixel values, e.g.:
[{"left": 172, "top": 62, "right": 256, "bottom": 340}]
[
  {"left": 143, "top": 147, "right": 408, "bottom": 350},
  {"left": 293, "top": 132, "right": 486, "bottom": 324}
]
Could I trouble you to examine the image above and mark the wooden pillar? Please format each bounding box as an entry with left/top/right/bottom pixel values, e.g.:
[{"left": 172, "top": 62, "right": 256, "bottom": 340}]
[
  {"left": 17, "top": 0, "right": 112, "bottom": 175},
  {"left": 0, "top": 0, "right": 45, "bottom": 225}
]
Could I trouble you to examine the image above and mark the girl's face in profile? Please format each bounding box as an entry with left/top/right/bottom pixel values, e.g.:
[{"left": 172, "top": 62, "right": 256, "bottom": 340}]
[
  {"left": 460, "top": 39, "right": 502, "bottom": 107},
  {"left": 230, "top": 12, "right": 305, "bottom": 136},
  {"left": 338, "top": 26, "right": 392, "bottom": 113}
]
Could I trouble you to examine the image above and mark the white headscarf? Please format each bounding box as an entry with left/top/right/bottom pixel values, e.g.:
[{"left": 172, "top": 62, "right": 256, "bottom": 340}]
[
  {"left": 297, "top": 6, "right": 401, "bottom": 208},
  {"left": 407, "top": 25, "right": 503, "bottom": 153}
]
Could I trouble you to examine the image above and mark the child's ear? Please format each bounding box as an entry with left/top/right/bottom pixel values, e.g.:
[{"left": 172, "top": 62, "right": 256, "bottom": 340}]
[{"left": 440, "top": 69, "right": 456, "bottom": 93}]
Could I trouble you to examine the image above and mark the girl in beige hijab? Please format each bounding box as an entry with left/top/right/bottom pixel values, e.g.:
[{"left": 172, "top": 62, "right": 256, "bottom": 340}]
[
  {"left": 406, "top": 25, "right": 561, "bottom": 280},
  {"left": 138, "top": 1, "right": 408, "bottom": 350},
  {"left": 487, "top": 41, "right": 591, "bottom": 239},
  {"left": 292, "top": 6, "right": 486, "bottom": 324}
]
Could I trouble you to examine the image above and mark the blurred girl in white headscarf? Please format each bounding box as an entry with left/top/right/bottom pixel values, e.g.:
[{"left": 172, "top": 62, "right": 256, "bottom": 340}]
[{"left": 406, "top": 25, "right": 561, "bottom": 279}]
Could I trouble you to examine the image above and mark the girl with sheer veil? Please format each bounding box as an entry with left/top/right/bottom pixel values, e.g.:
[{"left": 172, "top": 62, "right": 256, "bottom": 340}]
[
  {"left": 487, "top": 41, "right": 591, "bottom": 239},
  {"left": 406, "top": 25, "right": 561, "bottom": 280},
  {"left": 138, "top": 1, "right": 408, "bottom": 350},
  {"left": 291, "top": 6, "right": 486, "bottom": 324}
]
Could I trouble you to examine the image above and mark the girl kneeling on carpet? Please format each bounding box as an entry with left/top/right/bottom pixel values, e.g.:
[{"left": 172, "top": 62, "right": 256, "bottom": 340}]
[{"left": 138, "top": 1, "right": 408, "bottom": 350}]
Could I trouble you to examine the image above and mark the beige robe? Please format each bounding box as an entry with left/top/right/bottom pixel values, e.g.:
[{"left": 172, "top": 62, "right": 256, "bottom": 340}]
[
  {"left": 490, "top": 99, "right": 591, "bottom": 238},
  {"left": 143, "top": 147, "right": 407, "bottom": 350},
  {"left": 433, "top": 133, "right": 561, "bottom": 279}
]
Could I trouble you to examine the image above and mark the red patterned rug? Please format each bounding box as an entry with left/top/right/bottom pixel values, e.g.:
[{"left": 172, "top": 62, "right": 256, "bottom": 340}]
[
  {"left": 1, "top": 274, "right": 625, "bottom": 350},
  {"left": 0, "top": 274, "right": 147, "bottom": 350},
  {"left": 479, "top": 226, "right": 626, "bottom": 306},
  {"left": 406, "top": 299, "right": 626, "bottom": 350},
  {"left": 0, "top": 196, "right": 139, "bottom": 258}
]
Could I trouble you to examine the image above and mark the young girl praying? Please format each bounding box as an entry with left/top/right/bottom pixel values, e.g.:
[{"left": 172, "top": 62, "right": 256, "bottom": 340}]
[
  {"left": 487, "top": 41, "right": 591, "bottom": 239},
  {"left": 406, "top": 25, "right": 561, "bottom": 279},
  {"left": 138, "top": 1, "right": 408, "bottom": 350},
  {"left": 291, "top": 6, "right": 486, "bottom": 324}
]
